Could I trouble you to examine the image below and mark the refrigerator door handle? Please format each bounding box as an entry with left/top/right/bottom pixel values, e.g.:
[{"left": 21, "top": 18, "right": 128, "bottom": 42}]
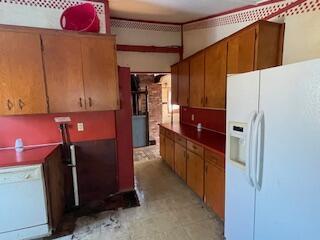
[
  {"left": 252, "top": 111, "right": 264, "bottom": 190},
  {"left": 245, "top": 111, "right": 257, "bottom": 186}
]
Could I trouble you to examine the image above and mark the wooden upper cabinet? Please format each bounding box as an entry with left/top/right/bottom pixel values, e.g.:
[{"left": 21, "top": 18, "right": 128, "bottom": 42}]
[
  {"left": 227, "top": 21, "right": 284, "bottom": 74},
  {"left": 255, "top": 21, "right": 284, "bottom": 70},
  {"left": 171, "top": 64, "right": 179, "bottom": 105},
  {"left": 0, "top": 31, "right": 47, "bottom": 115},
  {"left": 42, "top": 34, "right": 86, "bottom": 113},
  {"left": 43, "top": 34, "right": 119, "bottom": 113},
  {"left": 81, "top": 36, "right": 119, "bottom": 111},
  {"left": 178, "top": 60, "right": 190, "bottom": 106},
  {"left": 205, "top": 42, "right": 227, "bottom": 109},
  {"left": 190, "top": 52, "right": 205, "bottom": 108},
  {"left": 227, "top": 27, "right": 256, "bottom": 74}
]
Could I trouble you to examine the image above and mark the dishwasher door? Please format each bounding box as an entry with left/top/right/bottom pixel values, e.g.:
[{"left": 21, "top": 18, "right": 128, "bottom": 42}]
[{"left": 0, "top": 165, "right": 48, "bottom": 236}]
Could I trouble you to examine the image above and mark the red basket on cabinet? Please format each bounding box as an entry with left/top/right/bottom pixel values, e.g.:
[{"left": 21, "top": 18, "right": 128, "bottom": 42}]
[{"left": 60, "top": 3, "right": 100, "bottom": 33}]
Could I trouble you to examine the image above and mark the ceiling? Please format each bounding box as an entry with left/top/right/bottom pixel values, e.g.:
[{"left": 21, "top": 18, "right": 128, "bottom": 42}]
[{"left": 109, "top": 0, "right": 262, "bottom": 24}]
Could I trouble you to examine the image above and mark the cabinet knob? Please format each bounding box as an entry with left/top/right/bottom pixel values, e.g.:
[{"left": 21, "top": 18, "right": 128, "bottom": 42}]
[
  {"left": 18, "top": 99, "right": 25, "bottom": 110},
  {"left": 88, "top": 97, "right": 93, "bottom": 107},
  {"left": 7, "top": 99, "right": 13, "bottom": 111},
  {"left": 79, "top": 98, "right": 83, "bottom": 108}
]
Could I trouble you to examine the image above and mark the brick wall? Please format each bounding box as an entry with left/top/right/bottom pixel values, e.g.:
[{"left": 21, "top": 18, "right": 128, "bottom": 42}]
[{"left": 139, "top": 75, "right": 162, "bottom": 145}]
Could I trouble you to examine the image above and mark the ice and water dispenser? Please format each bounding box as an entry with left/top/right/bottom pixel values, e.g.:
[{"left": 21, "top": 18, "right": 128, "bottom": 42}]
[{"left": 229, "top": 122, "right": 247, "bottom": 166}]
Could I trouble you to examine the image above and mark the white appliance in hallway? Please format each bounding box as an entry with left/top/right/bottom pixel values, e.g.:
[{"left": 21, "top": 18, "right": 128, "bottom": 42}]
[{"left": 225, "top": 59, "right": 320, "bottom": 240}]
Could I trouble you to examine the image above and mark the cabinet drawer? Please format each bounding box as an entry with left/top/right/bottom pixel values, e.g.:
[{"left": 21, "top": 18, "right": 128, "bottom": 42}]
[
  {"left": 166, "top": 130, "right": 175, "bottom": 140},
  {"left": 175, "top": 134, "right": 186, "bottom": 147},
  {"left": 160, "top": 126, "right": 166, "bottom": 135},
  {"left": 205, "top": 149, "right": 225, "bottom": 169},
  {"left": 187, "top": 141, "right": 204, "bottom": 157}
]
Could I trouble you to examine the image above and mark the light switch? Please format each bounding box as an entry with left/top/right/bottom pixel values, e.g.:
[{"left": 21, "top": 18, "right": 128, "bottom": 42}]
[
  {"left": 77, "top": 123, "right": 84, "bottom": 132},
  {"left": 191, "top": 114, "right": 195, "bottom": 121}
]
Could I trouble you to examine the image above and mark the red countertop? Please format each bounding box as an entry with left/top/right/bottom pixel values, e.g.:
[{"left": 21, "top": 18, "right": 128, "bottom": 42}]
[
  {"left": 160, "top": 123, "right": 226, "bottom": 157},
  {"left": 0, "top": 145, "right": 60, "bottom": 168}
]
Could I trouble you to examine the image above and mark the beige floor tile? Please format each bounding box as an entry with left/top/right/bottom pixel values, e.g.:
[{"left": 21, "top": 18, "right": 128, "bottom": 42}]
[{"left": 56, "top": 146, "right": 223, "bottom": 240}]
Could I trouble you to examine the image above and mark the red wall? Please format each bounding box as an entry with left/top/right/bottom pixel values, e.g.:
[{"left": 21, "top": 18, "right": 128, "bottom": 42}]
[
  {"left": 181, "top": 107, "right": 226, "bottom": 134},
  {"left": 0, "top": 111, "right": 116, "bottom": 148},
  {"left": 116, "top": 67, "right": 134, "bottom": 191}
]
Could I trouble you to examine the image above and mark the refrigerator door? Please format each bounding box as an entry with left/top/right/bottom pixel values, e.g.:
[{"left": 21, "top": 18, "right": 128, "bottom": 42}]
[
  {"left": 254, "top": 59, "right": 320, "bottom": 240},
  {"left": 225, "top": 71, "right": 260, "bottom": 240}
]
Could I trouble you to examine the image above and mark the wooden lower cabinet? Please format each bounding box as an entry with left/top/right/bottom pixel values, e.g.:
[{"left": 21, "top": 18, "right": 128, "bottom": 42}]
[
  {"left": 43, "top": 148, "right": 65, "bottom": 231},
  {"left": 174, "top": 142, "right": 187, "bottom": 181},
  {"left": 165, "top": 138, "right": 175, "bottom": 169},
  {"left": 204, "top": 152, "right": 225, "bottom": 220},
  {"left": 160, "top": 133, "right": 166, "bottom": 160},
  {"left": 159, "top": 127, "right": 226, "bottom": 220},
  {"left": 187, "top": 150, "right": 204, "bottom": 198}
]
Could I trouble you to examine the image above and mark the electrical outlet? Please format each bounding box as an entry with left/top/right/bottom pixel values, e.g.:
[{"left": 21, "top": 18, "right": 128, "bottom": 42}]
[
  {"left": 77, "top": 123, "right": 84, "bottom": 132},
  {"left": 191, "top": 114, "right": 195, "bottom": 121}
]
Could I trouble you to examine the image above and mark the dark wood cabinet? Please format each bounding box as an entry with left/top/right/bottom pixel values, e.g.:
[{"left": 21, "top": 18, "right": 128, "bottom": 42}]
[
  {"left": 178, "top": 60, "right": 190, "bottom": 106},
  {"left": 171, "top": 64, "right": 179, "bottom": 105},
  {"left": 75, "top": 139, "right": 117, "bottom": 205},
  {"left": 190, "top": 52, "right": 205, "bottom": 108},
  {"left": 205, "top": 42, "right": 228, "bottom": 109},
  {"left": 43, "top": 148, "right": 65, "bottom": 231},
  {"left": 204, "top": 150, "right": 225, "bottom": 220}
]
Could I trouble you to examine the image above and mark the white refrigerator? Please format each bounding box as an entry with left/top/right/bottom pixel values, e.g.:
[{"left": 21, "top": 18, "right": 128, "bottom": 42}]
[{"left": 225, "top": 59, "right": 320, "bottom": 240}]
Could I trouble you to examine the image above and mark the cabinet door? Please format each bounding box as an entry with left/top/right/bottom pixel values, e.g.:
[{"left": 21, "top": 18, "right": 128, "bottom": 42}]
[
  {"left": 81, "top": 36, "right": 119, "bottom": 111},
  {"left": 42, "top": 34, "right": 85, "bottom": 113},
  {"left": 165, "top": 137, "right": 175, "bottom": 169},
  {"left": 227, "top": 27, "right": 256, "bottom": 74},
  {"left": 0, "top": 31, "right": 47, "bottom": 115},
  {"left": 171, "top": 64, "right": 179, "bottom": 105},
  {"left": 178, "top": 60, "right": 190, "bottom": 106},
  {"left": 205, "top": 160, "right": 225, "bottom": 220},
  {"left": 190, "top": 52, "right": 205, "bottom": 108},
  {"left": 160, "top": 133, "right": 166, "bottom": 159},
  {"left": 174, "top": 143, "right": 187, "bottom": 181},
  {"left": 205, "top": 42, "right": 227, "bottom": 109},
  {"left": 187, "top": 151, "right": 204, "bottom": 198}
]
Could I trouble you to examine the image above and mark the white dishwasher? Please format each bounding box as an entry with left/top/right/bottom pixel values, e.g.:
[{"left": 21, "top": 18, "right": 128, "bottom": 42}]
[{"left": 0, "top": 164, "right": 50, "bottom": 240}]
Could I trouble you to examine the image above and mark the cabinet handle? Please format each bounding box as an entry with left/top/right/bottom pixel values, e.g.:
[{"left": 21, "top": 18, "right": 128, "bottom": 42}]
[
  {"left": 79, "top": 98, "right": 83, "bottom": 108},
  {"left": 7, "top": 99, "right": 13, "bottom": 111},
  {"left": 205, "top": 96, "right": 208, "bottom": 105},
  {"left": 18, "top": 99, "right": 25, "bottom": 110},
  {"left": 89, "top": 97, "right": 92, "bottom": 107}
]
